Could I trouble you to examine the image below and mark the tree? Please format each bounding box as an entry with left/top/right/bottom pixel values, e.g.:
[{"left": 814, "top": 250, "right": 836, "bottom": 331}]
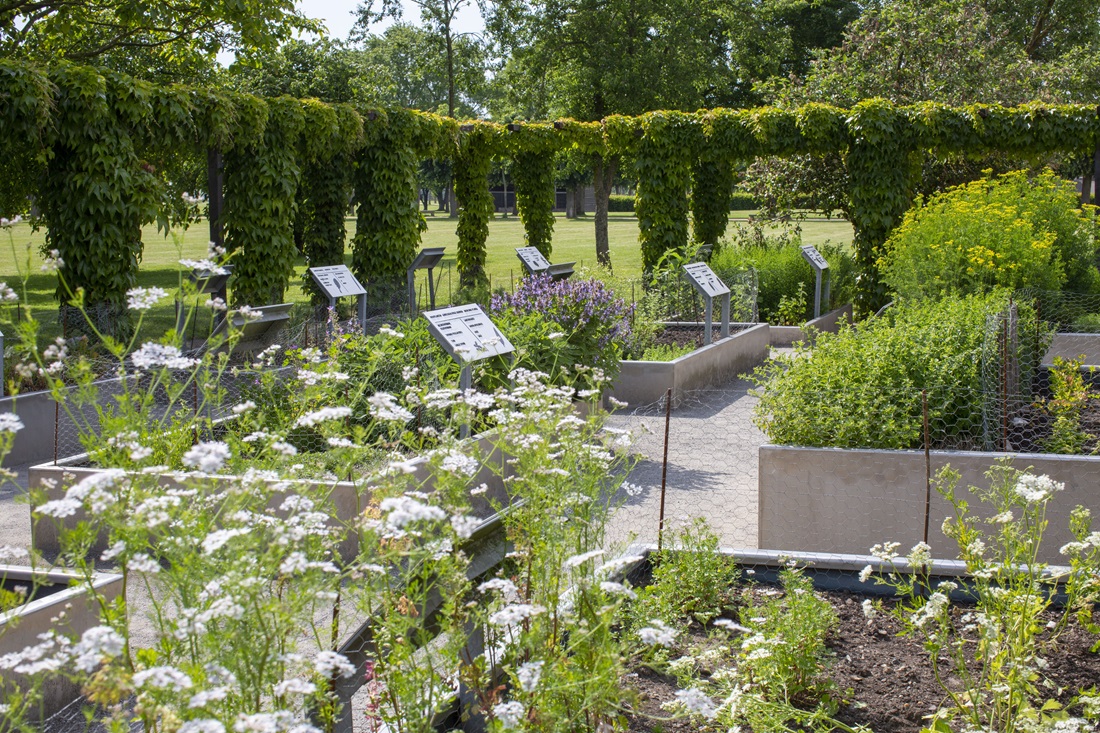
[
  {"left": 0, "top": 0, "right": 320, "bottom": 82},
  {"left": 229, "top": 39, "right": 363, "bottom": 104},
  {"left": 353, "top": 0, "right": 484, "bottom": 118}
]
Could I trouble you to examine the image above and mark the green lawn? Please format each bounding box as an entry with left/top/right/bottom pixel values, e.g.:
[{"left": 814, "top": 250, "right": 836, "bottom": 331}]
[{"left": 0, "top": 212, "right": 853, "bottom": 344}]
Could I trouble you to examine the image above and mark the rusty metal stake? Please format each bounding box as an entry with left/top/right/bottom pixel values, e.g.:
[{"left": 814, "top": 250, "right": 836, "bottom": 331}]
[
  {"left": 658, "top": 387, "right": 672, "bottom": 551},
  {"left": 922, "top": 390, "right": 932, "bottom": 545}
]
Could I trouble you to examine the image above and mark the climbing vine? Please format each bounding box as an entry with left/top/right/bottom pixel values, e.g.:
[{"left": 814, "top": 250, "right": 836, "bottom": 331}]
[
  {"left": 299, "top": 101, "right": 363, "bottom": 304},
  {"left": 223, "top": 95, "right": 305, "bottom": 306},
  {"left": 454, "top": 121, "right": 502, "bottom": 294},
  {"left": 634, "top": 111, "right": 703, "bottom": 274},
  {"left": 41, "top": 65, "right": 160, "bottom": 339},
  {"left": 2, "top": 59, "right": 1100, "bottom": 323},
  {"left": 507, "top": 123, "right": 560, "bottom": 257}
]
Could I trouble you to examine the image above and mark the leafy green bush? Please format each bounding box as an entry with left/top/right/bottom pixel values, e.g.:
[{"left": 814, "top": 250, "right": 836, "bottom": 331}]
[
  {"left": 638, "top": 342, "right": 695, "bottom": 362},
  {"left": 882, "top": 170, "right": 1100, "bottom": 300},
  {"left": 710, "top": 222, "right": 856, "bottom": 323},
  {"left": 608, "top": 194, "right": 635, "bottom": 212},
  {"left": 751, "top": 292, "right": 1048, "bottom": 449},
  {"left": 729, "top": 191, "right": 757, "bottom": 211}
]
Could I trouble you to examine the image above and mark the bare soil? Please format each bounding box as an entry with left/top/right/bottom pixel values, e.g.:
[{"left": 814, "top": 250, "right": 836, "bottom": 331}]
[{"left": 624, "top": 586, "right": 1100, "bottom": 733}]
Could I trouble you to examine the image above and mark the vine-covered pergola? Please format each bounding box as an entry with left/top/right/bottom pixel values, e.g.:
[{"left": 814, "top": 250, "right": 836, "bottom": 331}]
[{"left": 2, "top": 60, "right": 1098, "bottom": 335}]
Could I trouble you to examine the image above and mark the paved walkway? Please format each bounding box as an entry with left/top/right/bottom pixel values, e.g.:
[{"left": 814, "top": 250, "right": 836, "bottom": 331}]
[{"left": 607, "top": 377, "right": 767, "bottom": 550}]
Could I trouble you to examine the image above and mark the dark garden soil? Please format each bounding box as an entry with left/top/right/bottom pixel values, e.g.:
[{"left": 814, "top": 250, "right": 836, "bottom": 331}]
[
  {"left": 651, "top": 324, "right": 748, "bottom": 351},
  {"left": 624, "top": 586, "right": 1100, "bottom": 733}
]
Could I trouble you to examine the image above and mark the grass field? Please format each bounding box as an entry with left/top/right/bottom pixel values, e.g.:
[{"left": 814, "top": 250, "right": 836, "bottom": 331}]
[{"left": 0, "top": 212, "right": 853, "bottom": 344}]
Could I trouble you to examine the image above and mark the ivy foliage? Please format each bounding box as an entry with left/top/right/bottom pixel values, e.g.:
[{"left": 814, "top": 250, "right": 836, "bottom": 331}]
[
  {"left": 454, "top": 122, "right": 503, "bottom": 294},
  {"left": 42, "top": 64, "right": 161, "bottom": 338},
  {"left": 2, "top": 59, "right": 1100, "bottom": 322},
  {"left": 691, "top": 149, "right": 735, "bottom": 251},
  {"left": 634, "top": 112, "right": 703, "bottom": 274},
  {"left": 222, "top": 96, "right": 305, "bottom": 306},
  {"left": 507, "top": 123, "right": 561, "bottom": 257}
]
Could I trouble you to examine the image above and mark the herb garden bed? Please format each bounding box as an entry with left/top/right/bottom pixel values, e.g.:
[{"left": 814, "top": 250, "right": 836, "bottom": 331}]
[
  {"left": 610, "top": 323, "right": 769, "bottom": 408},
  {"left": 768, "top": 304, "right": 854, "bottom": 347},
  {"left": 1, "top": 565, "right": 123, "bottom": 723}
]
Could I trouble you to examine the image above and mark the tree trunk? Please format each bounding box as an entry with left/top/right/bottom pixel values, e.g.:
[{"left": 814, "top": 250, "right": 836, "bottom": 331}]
[
  {"left": 1083, "top": 174, "right": 1093, "bottom": 205},
  {"left": 593, "top": 156, "right": 618, "bottom": 269},
  {"left": 448, "top": 181, "right": 459, "bottom": 219},
  {"left": 573, "top": 183, "right": 586, "bottom": 216},
  {"left": 565, "top": 188, "right": 575, "bottom": 219}
]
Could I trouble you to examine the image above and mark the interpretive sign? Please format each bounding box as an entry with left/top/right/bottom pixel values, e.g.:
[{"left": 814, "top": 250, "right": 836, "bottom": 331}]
[
  {"left": 799, "top": 245, "right": 831, "bottom": 319},
  {"left": 408, "top": 247, "right": 446, "bottom": 316},
  {"left": 683, "top": 262, "right": 730, "bottom": 299},
  {"left": 681, "top": 263, "right": 731, "bottom": 344},
  {"left": 309, "top": 265, "right": 366, "bottom": 299},
  {"left": 800, "top": 245, "right": 829, "bottom": 271},
  {"left": 515, "top": 247, "right": 552, "bottom": 274},
  {"left": 423, "top": 304, "right": 514, "bottom": 363}
]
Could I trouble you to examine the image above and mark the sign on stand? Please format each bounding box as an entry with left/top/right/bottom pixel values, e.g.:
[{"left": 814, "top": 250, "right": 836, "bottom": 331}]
[
  {"left": 309, "top": 265, "right": 368, "bottom": 335},
  {"left": 515, "top": 247, "right": 551, "bottom": 275},
  {"left": 682, "top": 262, "right": 731, "bottom": 345},
  {"left": 407, "top": 247, "right": 447, "bottom": 317},
  {"left": 799, "top": 245, "right": 830, "bottom": 320},
  {"left": 423, "top": 304, "right": 514, "bottom": 437}
]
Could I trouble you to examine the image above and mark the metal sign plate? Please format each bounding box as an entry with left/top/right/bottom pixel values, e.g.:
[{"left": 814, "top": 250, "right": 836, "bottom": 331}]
[
  {"left": 800, "top": 245, "right": 829, "bottom": 271},
  {"left": 410, "top": 247, "right": 446, "bottom": 271},
  {"left": 682, "top": 262, "right": 730, "bottom": 298},
  {"left": 309, "top": 265, "right": 367, "bottom": 298},
  {"left": 516, "top": 247, "right": 552, "bottom": 273},
  {"left": 423, "top": 304, "right": 514, "bottom": 363}
]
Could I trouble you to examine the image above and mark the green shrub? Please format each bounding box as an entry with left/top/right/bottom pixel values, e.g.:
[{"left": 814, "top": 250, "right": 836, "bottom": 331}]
[
  {"left": 750, "top": 292, "right": 1049, "bottom": 449},
  {"left": 882, "top": 170, "right": 1100, "bottom": 300},
  {"left": 638, "top": 342, "right": 695, "bottom": 362},
  {"left": 710, "top": 222, "right": 856, "bottom": 323},
  {"left": 608, "top": 194, "right": 635, "bottom": 212},
  {"left": 729, "top": 191, "right": 757, "bottom": 211}
]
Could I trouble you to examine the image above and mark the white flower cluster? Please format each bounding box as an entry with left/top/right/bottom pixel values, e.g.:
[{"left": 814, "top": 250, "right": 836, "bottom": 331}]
[
  {"left": 0, "top": 282, "right": 18, "bottom": 302},
  {"left": 492, "top": 700, "right": 525, "bottom": 730},
  {"left": 37, "top": 469, "right": 126, "bottom": 518},
  {"left": 126, "top": 286, "right": 168, "bottom": 311},
  {"left": 563, "top": 549, "right": 604, "bottom": 569},
  {"left": 41, "top": 249, "right": 63, "bottom": 273},
  {"left": 313, "top": 650, "right": 355, "bottom": 679},
  {"left": 1059, "top": 531, "right": 1100, "bottom": 558},
  {"left": 182, "top": 441, "right": 232, "bottom": 473},
  {"left": 131, "top": 343, "right": 199, "bottom": 371},
  {"left": 134, "top": 665, "right": 193, "bottom": 691},
  {"left": 1014, "top": 474, "right": 1063, "bottom": 503},
  {"left": 296, "top": 370, "right": 350, "bottom": 387},
  {"left": 437, "top": 449, "right": 479, "bottom": 477},
  {"left": 0, "top": 413, "right": 24, "bottom": 434},
  {"left": 637, "top": 619, "right": 678, "bottom": 647},
  {"left": 670, "top": 687, "right": 718, "bottom": 720},
  {"left": 489, "top": 603, "right": 546, "bottom": 627},
  {"left": 367, "top": 392, "right": 413, "bottom": 423},
  {"left": 180, "top": 258, "right": 228, "bottom": 276},
  {"left": 378, "top": 495, "right": 447, "bottom": 538},
  {"left": 516, "top": 660, "right": 544, "bottom": 692},
  {"left": 909, "top": 591, "right": 950, "bottom": 629}
]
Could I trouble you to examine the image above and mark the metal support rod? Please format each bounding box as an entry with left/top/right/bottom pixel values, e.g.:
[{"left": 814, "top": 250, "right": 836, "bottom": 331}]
[
  {"left": 358, "top": 294, "right": 367, "bottom": 336},
  {"left": 427, "top": 267, "right": 437, "bottom": 310},
  {"left": 822, "top": 270, "right": 831, "bottom": 314},
  {"left": 658, "top": 387, "right": 672, "bottom": 551},
  {"left": 720, "top": 293, "right": 731, "bottom": 339},
  {"left": 53, "top": 400, "right": 59, "bottom": 464},
  {"left": 813, "top": 270, "right": 823, "bottom": 320},
  {"left": 407, "top": 269, "right": 417, "bottom": 319},
  {"left": 459, "top": 364, "right": 472, "bottom": 439},
  {"left": 922, "top": 390, "right": 931, "bottom": 545},
  {"left": 1001, "top": 319, "right": 1009, "bottom": 451},
  {"left": 703, "top": 297, "right": 714, "bottom": 345},
  {"left": 0, "top": 329, "right": 4, "bottom": 397}
]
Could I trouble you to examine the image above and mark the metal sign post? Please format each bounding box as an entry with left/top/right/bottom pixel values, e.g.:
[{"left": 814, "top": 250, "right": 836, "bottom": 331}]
[
  {"left": 408, "top": 247, "right": 447, "bottom": 318},
  {"left": 682, "top": 262, "right": 731, "bottom": 344},
  {"left": 309, "top": 265, "right": 368, "bottom": 336},
  {"left": 177, "top": 264, "right": 234, "bottom": 337},
  {"left": 423, "top": 304, "right": 515, "bottom": 437},
  {"left": 800, "top": 245, "right": 830, "bottom": 320}
]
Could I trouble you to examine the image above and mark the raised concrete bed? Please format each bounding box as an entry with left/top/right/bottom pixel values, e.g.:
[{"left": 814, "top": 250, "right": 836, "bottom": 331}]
[
  {"left": 29, "top": 434, "right": 511, "bottom": 561},
  {"left": 608, "top": 323, "right": 769, "bottom": 407},
  {"left": 768, "top": 304, "right": 853, "bottom": 347},
  {"left": 1043, "top": 332, "right": 1100, "bottom": 367},
  {"left": 758, "top": 444, "right": 1100, "bottom": 563},
  {"left": 1, "top": 565, "right": 123, "bottom": 723}
]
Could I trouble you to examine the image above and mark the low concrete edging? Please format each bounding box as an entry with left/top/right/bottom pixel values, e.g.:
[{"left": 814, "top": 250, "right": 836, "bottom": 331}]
[
  {"left": 609, "top": 323, "right": 769, "bottom": 407},
  {"left": 758, "top": 444, "right": 1100, "bottom": 564},
  {"left": 0, "top": 565, "right": 123, "bottom": 724},
  {"left": 28, "top": 433, "right": 511, "bottom": 562},
  {"left": 768, "top": 304, "right": 853, "bottom": 347},
  {"left": 1044, "top": 332, "right": 1100, "bottom": 367}
]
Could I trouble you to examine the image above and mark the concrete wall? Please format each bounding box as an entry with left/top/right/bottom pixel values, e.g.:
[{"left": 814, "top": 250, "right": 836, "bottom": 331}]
[
  {"left": 609, "top": 323, "right": 769, "bottom": 407},
  {"left": 769, "top": 304, "right": 854, "bottom": 347},
  {"left": 759, "top": 444, "right": 1100, "bottom": 563},
  {"left": 0, "top": 566, "right": 122, "bottom": 723},
  {"left": 29, "top": 432, "right": 512, "bottom": 562},
  {"left": 1044, "top": 333, "right": 1100, "bottom": 366}
]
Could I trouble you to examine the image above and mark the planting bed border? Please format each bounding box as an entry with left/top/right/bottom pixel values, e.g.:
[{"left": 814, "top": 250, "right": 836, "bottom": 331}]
[
  {"left": 610, "top": 323, "right": 769, "bottom": 408},
  {"left": 767, "top": 304, "right": 853, "bottom": 347},
  {"left": 1, "top": 565, "right": 123, "bottom": 723},
  {"left": 758, "top": 444, "right": 1100, "bottom": 563}
]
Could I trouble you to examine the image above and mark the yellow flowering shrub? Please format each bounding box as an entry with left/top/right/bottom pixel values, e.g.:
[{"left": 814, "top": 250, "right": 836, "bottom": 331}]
[{"left": 881, "top": 170, "right": 1100, "bottom": 300}]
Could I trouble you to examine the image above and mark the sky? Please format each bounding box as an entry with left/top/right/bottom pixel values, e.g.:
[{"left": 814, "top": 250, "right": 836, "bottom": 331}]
[{"left": 296, "top": 0, "right": 486, "bottom": 41}]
